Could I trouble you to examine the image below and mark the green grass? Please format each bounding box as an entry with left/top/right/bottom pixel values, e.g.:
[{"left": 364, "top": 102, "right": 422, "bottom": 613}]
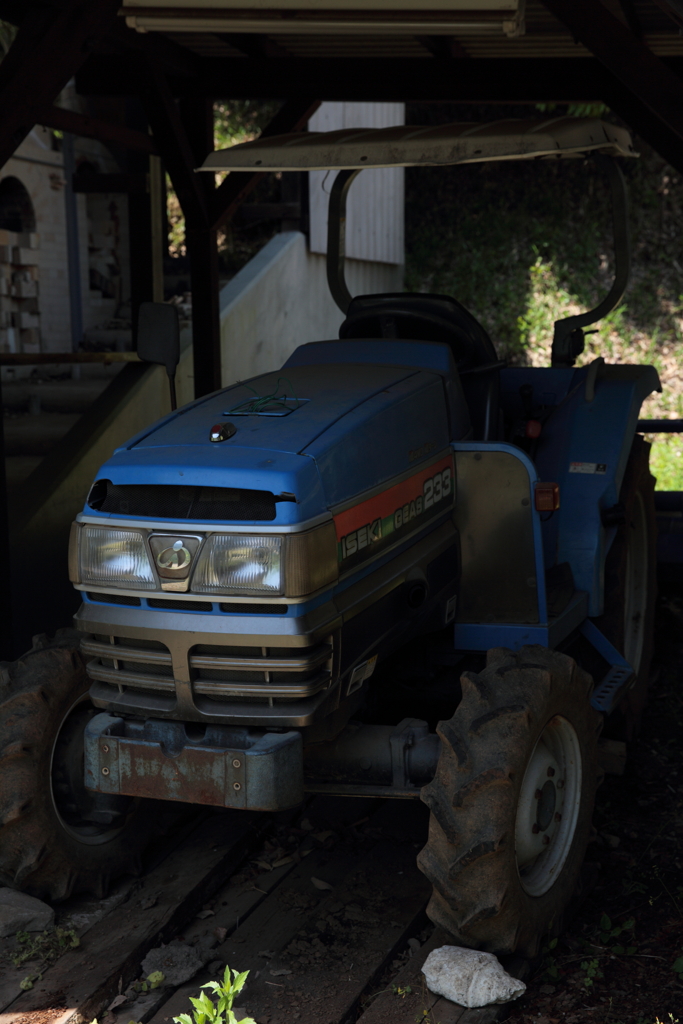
[{"left": 404, "top": 105, "right": 683, "bottom": 489}]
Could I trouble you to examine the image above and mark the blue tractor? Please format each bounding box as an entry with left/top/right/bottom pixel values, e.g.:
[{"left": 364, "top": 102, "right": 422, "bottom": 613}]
[{"left": 0, "top": 118, "right": 659, "bottom": 957}]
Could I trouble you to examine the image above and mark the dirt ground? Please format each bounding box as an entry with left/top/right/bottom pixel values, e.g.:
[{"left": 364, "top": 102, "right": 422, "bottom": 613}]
[
  {"left": 2, "top": 586, "right": 682, "bottom": 1024},
  {"left": 503, "top": 575, "right": 683, "bottom": 1024}
]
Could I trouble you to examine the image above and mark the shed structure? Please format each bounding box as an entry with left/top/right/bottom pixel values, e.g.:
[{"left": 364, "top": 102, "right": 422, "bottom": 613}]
[
  {"left": 0, "top": 0, "right": 681, "bottom": 655},
  {"left": 0, "top": 0, "right": 681, "bottom": 397}
]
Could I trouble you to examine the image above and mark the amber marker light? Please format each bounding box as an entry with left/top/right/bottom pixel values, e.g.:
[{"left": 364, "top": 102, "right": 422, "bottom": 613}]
[{"left": 534, "top": 482, "right": 560, "bottom": 513}]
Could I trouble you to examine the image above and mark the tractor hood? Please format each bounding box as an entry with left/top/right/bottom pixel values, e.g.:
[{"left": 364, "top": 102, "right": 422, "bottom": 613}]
[
  {"left": 131, "top": 364, "right": 416, "bottom": 456},
  {"left": 86, "top": 361, "right": 453, "bottom": 525}
]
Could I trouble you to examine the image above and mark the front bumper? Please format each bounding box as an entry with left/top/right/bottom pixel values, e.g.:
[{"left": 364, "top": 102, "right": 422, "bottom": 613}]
[
  {"left": 84, "top": 713, "right": 303, "bottom": 811},
  {"left": 84, "top": 713, "right": 442, "bottom": 810}
]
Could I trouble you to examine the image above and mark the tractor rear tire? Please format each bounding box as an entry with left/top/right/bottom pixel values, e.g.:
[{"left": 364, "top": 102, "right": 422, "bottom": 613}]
[
  {"left": 418, "top": 645, "right": 602, "bottom": 958},
  {"left": 0, "top": 632, "right": 161, "bottom": 900},
  {"left": 593, "top": 434, "right": 657, "bottom": 736}
]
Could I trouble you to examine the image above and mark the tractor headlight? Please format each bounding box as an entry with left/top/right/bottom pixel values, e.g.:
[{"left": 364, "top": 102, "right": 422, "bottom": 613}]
[
  {"left": 193, "top": 534, "right": 282, "bottom": 594},
  {"left": 192, "top": 522, "right": 338, "bottom": 597},
  {"left": 72, "top": 525, "right": 155, "bottom": 589}
]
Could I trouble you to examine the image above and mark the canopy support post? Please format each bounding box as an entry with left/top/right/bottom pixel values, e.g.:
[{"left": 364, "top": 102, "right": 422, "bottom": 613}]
[
  {"left": 326, "top": 168, "right": 361, "bottom": 315},
  {"left": 551, "top": 155, "right": 630, "bottom": 368}
]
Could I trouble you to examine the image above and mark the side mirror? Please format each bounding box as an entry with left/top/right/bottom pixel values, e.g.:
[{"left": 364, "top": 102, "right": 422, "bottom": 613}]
[{"left": 137, "top": 302, "right": 181, "bottom": 410}]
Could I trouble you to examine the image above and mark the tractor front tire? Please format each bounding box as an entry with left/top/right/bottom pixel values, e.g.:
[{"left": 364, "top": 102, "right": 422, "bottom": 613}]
[
  {"left": 0, "top": 632, "right": 161, "bottom": 900},
  {"left": 418, "top": 645, "right": 602, "bottom": 958}
]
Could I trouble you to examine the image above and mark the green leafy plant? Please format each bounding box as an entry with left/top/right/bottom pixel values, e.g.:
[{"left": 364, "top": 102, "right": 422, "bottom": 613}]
[
  {"left": 622, "top": 870, "right": 648, "bottom": 897},
  {"left": 415, "top": 1012, "right": 440, "bottom": 1024},
  {"left": 580, "top": 958, "right": 603, "bottom": 988},
  {"left": 391, "top": 984, "right": 413, "bottom": 998},
  {"left": 539, "top": 936, "right": 560, "bottom": 983},
  {"left": 132, "top": 971, "right": 165, "bottom": 994},
  {"left": 672, "top": 952, "right": 683, "bottom": 977},
  {"left": 9, "top": 927, "right": 79, "bottom": 969},
  {"left": 173, "top": 965, "right": 255, "bottom": 1024},
  {"left": 598, "top": 913, "right": 637, "bottom": 955}
]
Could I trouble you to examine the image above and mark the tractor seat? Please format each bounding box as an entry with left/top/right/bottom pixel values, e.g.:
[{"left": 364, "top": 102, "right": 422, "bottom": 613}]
[{"left": 339, "top": 292, "right": 500, "bottom": 440}]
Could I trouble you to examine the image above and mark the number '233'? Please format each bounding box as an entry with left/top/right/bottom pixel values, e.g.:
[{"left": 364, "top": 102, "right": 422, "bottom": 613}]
[{"left": 424, "top": 467, "right": 452, "bottom": 509}]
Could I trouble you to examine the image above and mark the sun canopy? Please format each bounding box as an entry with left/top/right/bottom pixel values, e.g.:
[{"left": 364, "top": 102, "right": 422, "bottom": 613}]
[
  {"left": 122, "top": 0, "right": 524, "bottom": 37},
  {"left": 200, "top": 118, "right": 636, "bottom": 174}
]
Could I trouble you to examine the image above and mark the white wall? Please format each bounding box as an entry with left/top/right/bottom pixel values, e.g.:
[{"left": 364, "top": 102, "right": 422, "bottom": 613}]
[
  {"left": 308, "top": 102, "right": 405, "bottom": 266},
  {"left": 220, "top": 230, "right": 403, "bottom": 386},
  {"left": 0, "top": 102, "right": 130, "bottom": 353},
  {"left": 2, "top": 128, "right": 72, "bottom": 351}
]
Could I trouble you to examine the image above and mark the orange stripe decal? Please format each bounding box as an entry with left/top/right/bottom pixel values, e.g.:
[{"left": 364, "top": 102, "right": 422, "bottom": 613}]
[{"left": 334, "top": 455, "right": 455, "bottom": 566}]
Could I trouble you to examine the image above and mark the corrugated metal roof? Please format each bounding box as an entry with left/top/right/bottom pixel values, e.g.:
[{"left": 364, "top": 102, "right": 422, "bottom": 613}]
[{"left": 201, "top": 117, "right": 636, "bottom": 173}]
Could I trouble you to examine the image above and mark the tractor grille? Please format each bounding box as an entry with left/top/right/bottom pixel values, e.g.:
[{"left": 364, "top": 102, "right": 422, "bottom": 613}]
[
  {"left": 87, "top": 481, "right": 278, "bottom": 521},
  {"left": 84, "top": 635, "right": 176, "bottom": 707},
  {"left": 190, "top": 642, "right": 332, "bottom": 706},
  {"left": 82, "top": 635, "right": 333, "bottom": 709}
]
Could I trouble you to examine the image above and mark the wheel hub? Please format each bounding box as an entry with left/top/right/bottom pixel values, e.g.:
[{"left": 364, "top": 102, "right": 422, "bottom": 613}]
[
  {"left": 515, "top": 715, "right": 582, "bottom": 897},
  {"left": 536, "top": 779, "right": 556, "bottom": 832}
]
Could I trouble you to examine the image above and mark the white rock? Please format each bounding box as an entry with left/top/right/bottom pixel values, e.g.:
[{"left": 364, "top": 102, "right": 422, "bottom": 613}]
[
  {"left": 0, "top": 888, "right": 55, "bottom": 937},
  {"left": 142, "top": 941, "right": 204, "bottom": 986},
  {"left": 422, "top": 945, "right": 526, "bottom": 1008}
]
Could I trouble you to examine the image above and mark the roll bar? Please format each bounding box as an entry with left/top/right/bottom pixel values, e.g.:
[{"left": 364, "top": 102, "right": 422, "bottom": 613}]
[{"left": 550, "top": 155, "right": 631, "bottom": 368}]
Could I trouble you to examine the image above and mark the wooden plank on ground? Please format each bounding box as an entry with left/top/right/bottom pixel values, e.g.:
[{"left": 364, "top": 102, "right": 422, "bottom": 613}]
[
  {"left": 151, "top": 800, "right": 432, "bottom": 1024},
  {"left": 2, "top": 811, "right": 269, "bottom": 1024},
  {"left": 0, "top": 811, "right": 201, "bottom": 1013},
  {"left": 357, "top": 928, "right": 529, "bottom": 1024},
  {"left": 356, "top": 927, "right": 458, "bottom": 1024},
  {"left": 0, "top": 880, "right": 137, "bottom": 1013},
  {"left": 121, "top": 840, "right": 313, "bottom": 1024},
  {"left": 127, "top": 798, "right": 388, "bottom": 1024}
]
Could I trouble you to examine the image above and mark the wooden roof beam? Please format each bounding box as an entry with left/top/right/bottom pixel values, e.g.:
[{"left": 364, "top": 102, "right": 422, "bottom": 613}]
[
  {"left": 540, "top": 0, "right": 683, "bottom": 146},
  {"left": 210, "top": 97, "right": 322, "bottom": 232},
  {"left": 75, "top": 55, "right": 683, "bottom": 103},
  {"left": 38, "top": 104, "right": 158, "bottom": 155},
  {"left": 0, "top": 0, "right": 120, "bottom": 169},
  {"left": 219, "top": 33, "right": 293, "bottom": 58},
  {"left": 600, "top": 78, "right": 683, "bottom": 176},
  {"left": 416, "top": 36, "right": 470, "bottom": 59},
  {"left": 142, "top": 60, "right": 208, "bottom": 228},
  {"left": 651, "top": 0, "right": 683, "bottom": 31},
  {"left": 105, "top": 16, "right": 201, "bottom": 78},
  {"left": 617, "top": 0, "right": 643, "bottom": 38}
]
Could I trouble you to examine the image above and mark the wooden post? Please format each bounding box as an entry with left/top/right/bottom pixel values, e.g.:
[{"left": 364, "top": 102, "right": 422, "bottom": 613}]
[
  {"left": 126, "top": 100, "right": 154, "bottom": 347},
  {"left": 180, "top": 97, "right": 221, "bottom": 397},
  {"left": 149, "top": 153, "right": 166, "bottom": 302},
  {"left": 0, "top": 387, "right": 11, "bottom": 659},
  {"left": 185, "top": 223, "right": 221, "bottom": 397},
  {"left": 143, "top": 71, "right": 319, "bottom": 396}
]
